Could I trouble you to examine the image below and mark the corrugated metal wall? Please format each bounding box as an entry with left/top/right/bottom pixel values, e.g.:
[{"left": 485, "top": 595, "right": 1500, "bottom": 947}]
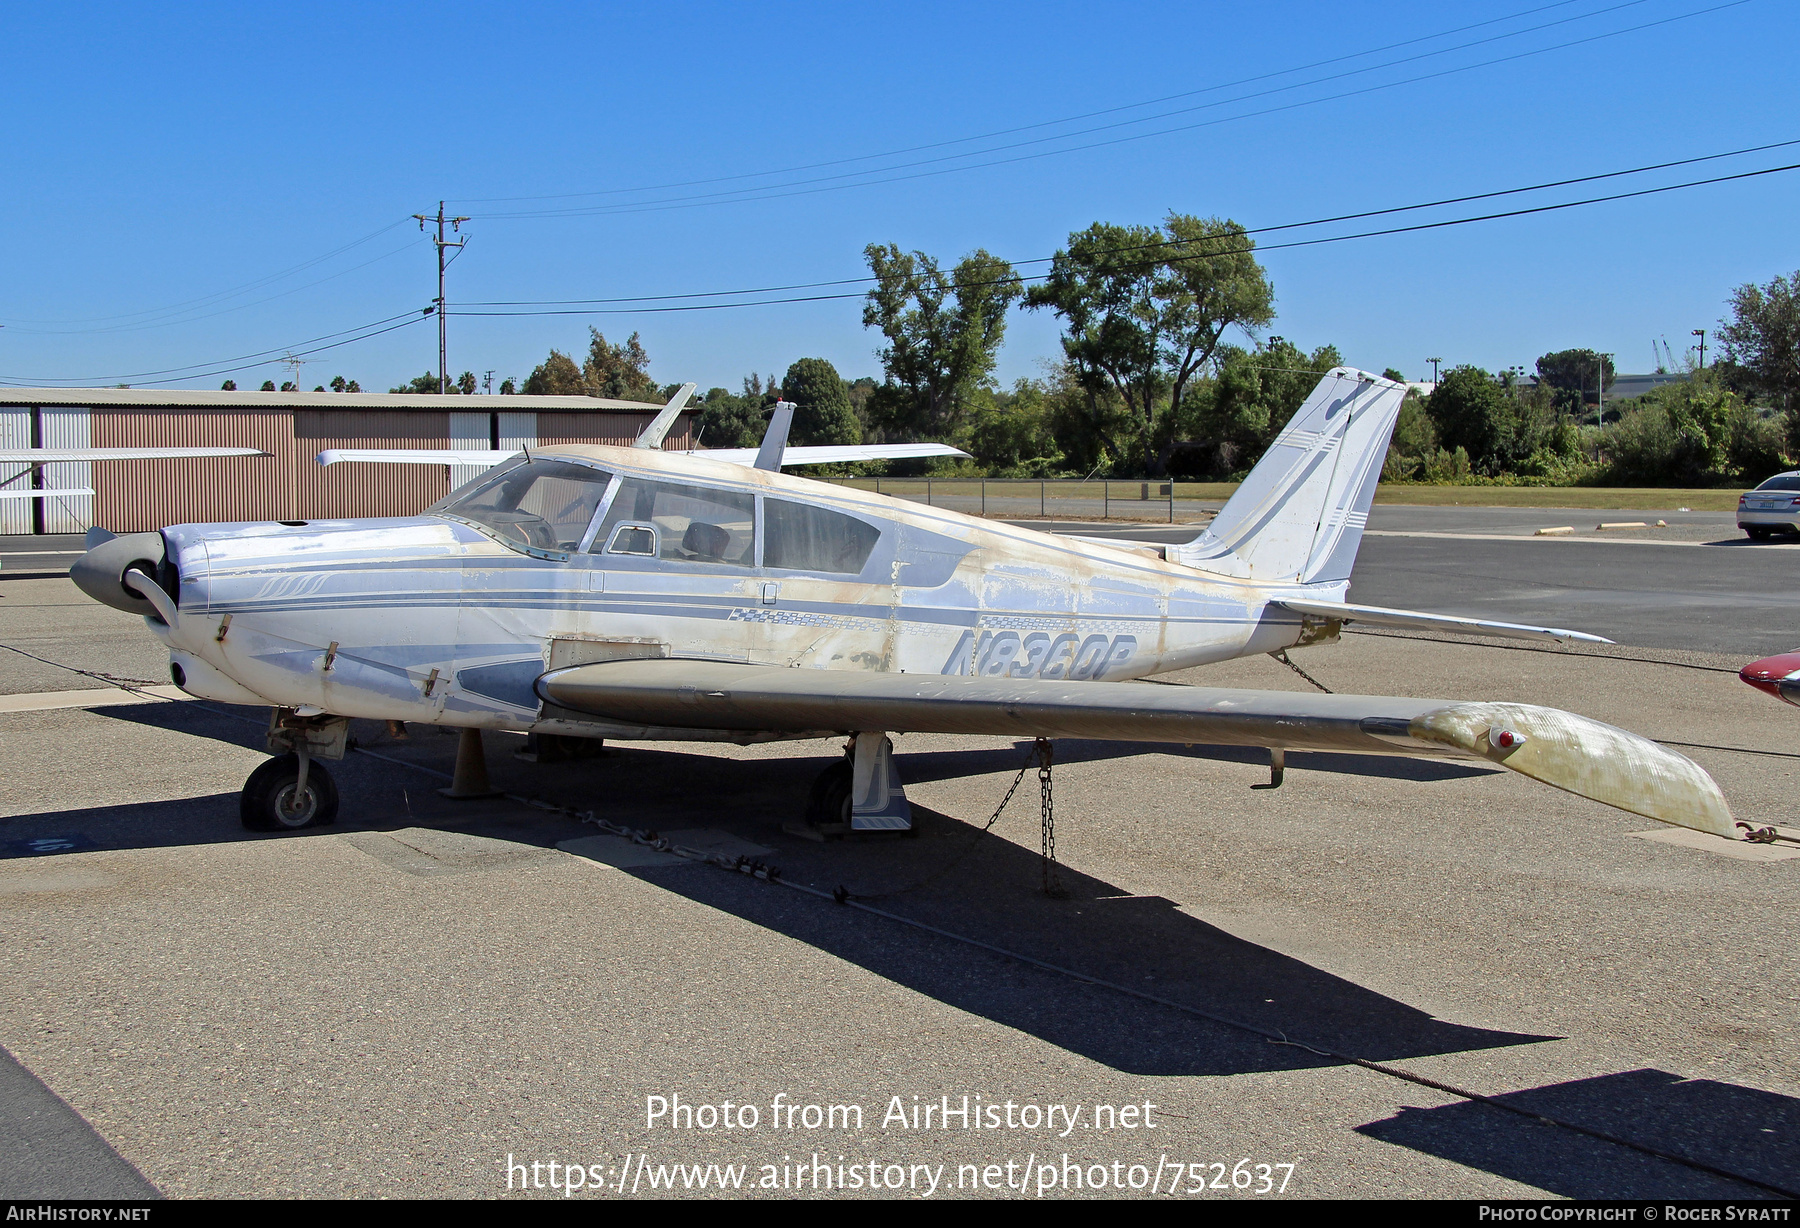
[
  {"left": 537, "top": 411, "right": 693, "bottom": 449},
  {"left": 296, "top": 409, "right": 451, "bottom": 520},
  {"left": 0, "top": 409, "right": 30, "bottom": 534},
  {"left": 92, "top": 408, "right": 296, "bottom": 531},
  {"left": 448, "top": 410, "right": 491, "bottom": 490},
  {"left": 38, "top": 407, "right": 92, "bottom": 534},
  {"left": 9, "top": 405, "right": 695, "bottom": 535}
]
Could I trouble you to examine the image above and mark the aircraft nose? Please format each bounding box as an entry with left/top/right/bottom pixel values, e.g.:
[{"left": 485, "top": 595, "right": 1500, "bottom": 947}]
[{"left": 70, "top": 531, "right": 169, "bottom": 616}]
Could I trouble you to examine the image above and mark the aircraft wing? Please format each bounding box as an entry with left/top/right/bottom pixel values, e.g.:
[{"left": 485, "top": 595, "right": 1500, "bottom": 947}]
[
  {"left": 0, "top": 447, "right": 265, "bottom": 462},
  {"left": 684, "top": 443, "right": 972, "bottom": 466},
  {"left": 317, "top": 448, "right": 514, "bottom": 467},
  {"left": 316, "top": 443, "right": 972, "bottom": 468},
  {"left": 537, "top": 658, "right": 1731, "bottom": 837},
  {"left": 0, "top": 487, "right": 95, "bottom": 500},
  {"left": 1274, "top": 598, "right": 1612, "bottom": 646}
]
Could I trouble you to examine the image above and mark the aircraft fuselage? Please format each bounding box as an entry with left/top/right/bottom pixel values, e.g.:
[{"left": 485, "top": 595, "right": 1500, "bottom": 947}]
[{"left": 144, "top": 445, "right": 1331, "bottom": 739}]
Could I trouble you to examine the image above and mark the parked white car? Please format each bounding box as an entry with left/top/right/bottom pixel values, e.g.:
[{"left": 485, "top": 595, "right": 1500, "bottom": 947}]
[{"left": 1739, "top": 471, "right": 1800, "bottom": 539}]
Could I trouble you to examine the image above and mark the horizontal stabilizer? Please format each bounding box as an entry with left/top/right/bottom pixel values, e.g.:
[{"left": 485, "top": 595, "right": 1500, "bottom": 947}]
[
  {"left": 537, "top": 658, "right": 1728, "bottom": 836},
  {"left": 1275, "top": 598, "right": 1611, "bottom": 645}
]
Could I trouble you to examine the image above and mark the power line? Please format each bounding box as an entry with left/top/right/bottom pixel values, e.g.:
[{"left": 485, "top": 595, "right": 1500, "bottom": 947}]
[
  {"left": 0, "top": 307, "right": 435, "bottom": 386},
  {"left": 2, "top": 218, "right": 416, "bottom": 328},
  {"left": 445, "top": 154, "right": 1800, "bottom": 320},
  {"left": 6, "top": 238, "right": 425, "bottom": 338},
  {"left": 94, "top": 313, "right": 435, "bottom": 390},
  {"left": 467, "top": 0, "right": 1745, "bottom": 220},
  {"left": 451, "top": 0, "right": 1601, "bottom": 207},
  {"left": 455, "top": 135, "right": 1800, "bottom": 309}
]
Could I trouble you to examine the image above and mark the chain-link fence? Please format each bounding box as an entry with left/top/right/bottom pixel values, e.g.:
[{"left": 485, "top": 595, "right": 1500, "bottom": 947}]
[{"left": 815, "top": 478, "right": 1231, "bottom": 523}]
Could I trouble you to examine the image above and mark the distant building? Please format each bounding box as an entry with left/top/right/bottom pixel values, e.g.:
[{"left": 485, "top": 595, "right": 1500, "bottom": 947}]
[
  {"left": 0, "top": 387, "right": 694, "bottom": 535},
  {"left": 1606, "top": 372, "right": 1686, "bottom": 400}
]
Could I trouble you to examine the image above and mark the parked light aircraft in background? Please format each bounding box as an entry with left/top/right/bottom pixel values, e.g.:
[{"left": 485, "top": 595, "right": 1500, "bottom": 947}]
[
  {"left": 70, "top": 370, "right": 1735, "bottom": 843},
  {"left": 0, "top": 446, "right": 264, "bottom": 506}
]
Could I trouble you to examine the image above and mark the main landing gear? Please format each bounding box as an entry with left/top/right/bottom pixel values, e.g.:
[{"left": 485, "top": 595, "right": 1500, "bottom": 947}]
[{"left": 789, "top": 732, "right": 913, "bottom": 840}]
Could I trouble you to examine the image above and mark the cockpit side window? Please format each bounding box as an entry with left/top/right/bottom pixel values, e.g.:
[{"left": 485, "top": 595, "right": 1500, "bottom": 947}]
[
  {"left": 436, "top": 458, "right": 614, "bottom": 554},
  {"left": 590, "top": 477, "right": 755, "bottom": 567},
  {"left": 762, "top": 498, "right": 880, "bottom": 575}
]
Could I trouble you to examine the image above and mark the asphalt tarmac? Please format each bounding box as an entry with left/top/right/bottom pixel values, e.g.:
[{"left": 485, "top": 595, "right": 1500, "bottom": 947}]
[{"left": 1, "top": 509, "right": 1796, "bottom": 1200}]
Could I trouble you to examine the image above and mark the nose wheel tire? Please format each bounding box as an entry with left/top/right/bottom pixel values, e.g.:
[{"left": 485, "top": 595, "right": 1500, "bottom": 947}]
[{"left": 241, "top": 753, "right": 340, "bottom": 831}]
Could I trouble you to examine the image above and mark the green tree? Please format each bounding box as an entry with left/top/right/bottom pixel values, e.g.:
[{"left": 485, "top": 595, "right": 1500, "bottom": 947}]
[
  {"left": 220, "top": 380, "right": 237, "bottom": 391},
  {"left": 327, "top": 375, "right": 363, "bottom": 393},
  {"left": 580, "top": 329, "right": 658, "bottom": 401},
  {"left": 862, "top": 243, "right": 1022, "bottom": 439},
  {"left": 390, "top": 371, "right": 444, "bottom": 394},
  {"left": 521, "top": 350, "right": 584, "bottom": 396},
  {"left": 1186, "top": 338, "right": 1340, "bottom": 476},
  {"left": 1382, "top": 367, "right": 1405, "bottom": 382},
  {"left": 1025, "top": 213, "right": 1274, "bottom": 475},
  {"left": 1718, "top": 271, "right": 1800, "bottom": 429},
  {"left": 1535, "top": 349, "right": 1615, "bottom": 417},
  {"left": 260, "top": 380, "right": 276, "bottom": 391},
  {"left": 780, "top": 358, "right": 861, "bottom": 446},
  {"left": 967, "top": 379, "right": 1063, "bottom": 476},
  {"left": 694, "top": 375, "right": 777, "bottom": 449},
  {"left": 456, "top": 370, "right": 477, "bottom": 395},
  {"left": 1427, "top": 366, "right": 1515, "bottom": 474}
]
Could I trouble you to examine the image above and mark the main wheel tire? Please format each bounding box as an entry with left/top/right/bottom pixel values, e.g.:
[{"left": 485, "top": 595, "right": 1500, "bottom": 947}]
[
  {"left": 804, "top": 759, "right": 853, "bottom": 831},
  {"left": 1746, "top": 527, "right": 1772, "bottom": 540},
  {"left": 543, "top": 733, "right": 607, "bottom": 760},
  {"left": 241, "top": 753, "right": 339, "bottom": 831}
]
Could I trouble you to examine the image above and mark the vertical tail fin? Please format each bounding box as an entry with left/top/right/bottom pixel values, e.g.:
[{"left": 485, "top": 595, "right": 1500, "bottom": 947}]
[{"left": 1169, "top": 368, "right": 1406, "bottom": 584}]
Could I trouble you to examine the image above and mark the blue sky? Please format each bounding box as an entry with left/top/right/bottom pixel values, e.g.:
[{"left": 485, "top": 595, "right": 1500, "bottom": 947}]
[{"left": 0, "top": 0, "right": 1793, "bottom": 392}]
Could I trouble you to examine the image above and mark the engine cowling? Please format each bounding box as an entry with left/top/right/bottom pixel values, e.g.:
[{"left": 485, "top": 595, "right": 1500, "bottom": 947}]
[{"left": 70, "top": 531, "right": 172, "bottom": 618}]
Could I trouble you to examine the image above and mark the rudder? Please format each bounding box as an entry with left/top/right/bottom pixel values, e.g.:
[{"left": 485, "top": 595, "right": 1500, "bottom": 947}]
[{"left": 1169, "top": 367, "right": 1406, "bottom": 584}]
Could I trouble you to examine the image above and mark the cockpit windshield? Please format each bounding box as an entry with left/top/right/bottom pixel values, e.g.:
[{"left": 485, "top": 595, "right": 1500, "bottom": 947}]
[{"left": 435, "top": 457, "right": 613, "bottom": 553}]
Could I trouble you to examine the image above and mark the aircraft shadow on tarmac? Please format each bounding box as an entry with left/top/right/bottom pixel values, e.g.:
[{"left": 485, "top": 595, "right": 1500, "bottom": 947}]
[
  {"left": 11, "top": 701, "right": 1534, "bottom": 1085},
  {"left": 21, "top": 703, "right": 1799, "bottom": 1194},
  {"left": 1357, "top": 1068, "right": 1800, "bottom": 1199}
]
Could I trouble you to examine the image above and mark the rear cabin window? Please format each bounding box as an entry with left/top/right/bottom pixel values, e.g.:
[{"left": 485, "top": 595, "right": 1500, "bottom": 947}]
[
  {"left": 1756, "top": 474, "right": 1800, "bottom": 491},
  {"left": 763, "top": 498, "right": 880, "bottom": 575},
  {"left": 438, "top": 458, "right": 613, "bottom": 553},
  {"left": 591, "top": 477, "right": 756, "bottom": 566}
]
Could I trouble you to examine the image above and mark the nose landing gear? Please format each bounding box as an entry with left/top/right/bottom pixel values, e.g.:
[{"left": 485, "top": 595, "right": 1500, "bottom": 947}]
[
  {"left": 243, "top": 709, "right": 351, "bottom": 831},
  {"left": 241, "top": 752, "right": 339, "bottom": 830}
]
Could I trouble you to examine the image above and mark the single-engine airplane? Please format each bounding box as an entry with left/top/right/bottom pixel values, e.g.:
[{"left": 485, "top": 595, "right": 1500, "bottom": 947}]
[{"left": 70, "top": 369, "right": 1735, "bottom": 843}]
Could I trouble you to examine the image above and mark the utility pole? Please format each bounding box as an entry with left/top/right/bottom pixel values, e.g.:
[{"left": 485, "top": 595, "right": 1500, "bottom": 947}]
[
  {"left": 1596, "top": 352, "right": 1611, "bottom": 425},
  {"left": 413, "top": 202, "right": 470, "bottom": 394},
  {"left": 483, "top": 369, "right": 495, "bottom": 396},
  {"left": 282, "top": 351, "right": 310, "bottom": 392},
  {"left": 1691, "top": 328, "right": 1706, "bottom": 369},
  {"left": 1427, "top": 357, "right": 1442, "bottom": 386}
]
